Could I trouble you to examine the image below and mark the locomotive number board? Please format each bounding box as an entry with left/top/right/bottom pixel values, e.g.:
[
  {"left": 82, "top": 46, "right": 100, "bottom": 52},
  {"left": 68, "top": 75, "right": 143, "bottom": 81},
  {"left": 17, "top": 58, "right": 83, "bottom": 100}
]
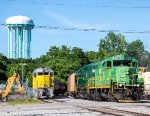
[{"left": 113, "top": 55, "right": 132, "bottom": 60}]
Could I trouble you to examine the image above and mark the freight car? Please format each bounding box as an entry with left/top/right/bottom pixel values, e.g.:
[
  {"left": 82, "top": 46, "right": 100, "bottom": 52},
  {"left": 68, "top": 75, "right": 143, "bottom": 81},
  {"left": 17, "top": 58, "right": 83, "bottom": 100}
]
[
  {"left": 67, "top": 73, "right": 76, "bottom": 96},
  {"left": 142, "top": 72, "right": 150, "bottom": 99},
  {"left": 68, "top": 54, "right": 144, "bottom": 102},
  {"left": 54, "top": 79, "right": 66, "bottom": 96},
  {"left": 138, "top": 68, "right": 150, "bottom": 99},
  {"left": 32, "top": 67, "right": 54, "bottom": 98}
]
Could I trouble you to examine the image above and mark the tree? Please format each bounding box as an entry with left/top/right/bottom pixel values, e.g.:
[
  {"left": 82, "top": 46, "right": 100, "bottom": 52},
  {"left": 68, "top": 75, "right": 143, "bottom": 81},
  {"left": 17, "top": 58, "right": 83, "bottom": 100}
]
[
  {"left": 140, "top": 50, "right": 150, "bottom": 67},
  {"left": 0, "top": 53, "right": 8, "bottom": 82},
  {"left": 0, "top": 53, "right": 8, "bottom": 71},
  {"left": 71, "top": 47, "right": 89, "bottom": 67},
  {"left": 98, "top": 32, "right": 127, "bottom": 59},
  {"left": 6, "top": 58, "right": 37, "bottom": 87},
  {"left": 127, "top": 39, "right": 144, "bottom": 65},
  {"left": 44, "top": 46, "right": 89, "bottom": 82},
  {"left": 85, "top": 51, "right": 99, "bottom": 63},
  {"left": 47, "top": 46, "right": 60, "bottom": 58}
]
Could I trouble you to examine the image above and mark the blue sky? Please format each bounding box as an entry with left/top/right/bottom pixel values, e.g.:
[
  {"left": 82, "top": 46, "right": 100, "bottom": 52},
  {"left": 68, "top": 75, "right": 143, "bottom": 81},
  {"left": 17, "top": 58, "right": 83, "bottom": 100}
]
[{"left": 0, "top": 0, "right": 150, "bottom": 58}]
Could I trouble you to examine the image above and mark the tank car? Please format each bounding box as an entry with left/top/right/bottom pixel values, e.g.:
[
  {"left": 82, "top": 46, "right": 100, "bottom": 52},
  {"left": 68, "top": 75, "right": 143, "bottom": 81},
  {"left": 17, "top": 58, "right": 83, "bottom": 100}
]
[
  {"left": 32, "top": 67, "right": 54, "bottom": 98},
  {"left": 69, "top": 54, "right": 144, "bottom": 102},
  {"left": 67, "top": 73, "right": 76, "bottom": 97}
]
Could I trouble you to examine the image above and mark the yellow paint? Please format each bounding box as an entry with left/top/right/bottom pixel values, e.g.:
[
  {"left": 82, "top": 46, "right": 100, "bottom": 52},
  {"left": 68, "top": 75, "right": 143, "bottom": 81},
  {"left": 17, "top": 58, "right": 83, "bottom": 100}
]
[
  {"left": 118, "top": 100, "right": 139, "bottom": 102},
  {"left": 32, "top": 75, "right": 54, "bottom": 89},
  {"left": 89, "top": 86, "right": 110, "bottom": 89}
]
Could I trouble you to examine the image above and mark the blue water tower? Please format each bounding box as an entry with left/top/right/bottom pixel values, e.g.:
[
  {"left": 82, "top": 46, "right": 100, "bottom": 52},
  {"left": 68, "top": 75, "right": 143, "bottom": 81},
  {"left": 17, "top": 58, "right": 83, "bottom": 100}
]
[{"left": 6, "top": 16, "right": 34, "bottom": 59}]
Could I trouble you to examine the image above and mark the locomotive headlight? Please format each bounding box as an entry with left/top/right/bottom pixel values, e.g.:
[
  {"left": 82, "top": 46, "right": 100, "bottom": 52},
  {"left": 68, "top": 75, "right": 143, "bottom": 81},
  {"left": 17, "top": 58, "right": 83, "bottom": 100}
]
[
  {"left": 119, "top": 83, "right": 122, "bottom": 87},
  {"left": 126, "top": 67, "right": 129, "bottom": 71},
  {"left": 137, "top": 84, "right": 139, "bottom": 87},
  {"left": 126, "top": 68, "right": 129, "bottom": 74}
]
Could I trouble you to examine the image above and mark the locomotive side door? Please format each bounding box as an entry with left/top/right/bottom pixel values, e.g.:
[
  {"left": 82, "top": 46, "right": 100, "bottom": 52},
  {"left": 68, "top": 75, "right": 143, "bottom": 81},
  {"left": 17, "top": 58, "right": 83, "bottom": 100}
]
[
  {"left": 106, "top": 61, "right": 111, "bottom": 86},
  {"left": 102, "top": 62, "right": 106, "bottom": 86}
]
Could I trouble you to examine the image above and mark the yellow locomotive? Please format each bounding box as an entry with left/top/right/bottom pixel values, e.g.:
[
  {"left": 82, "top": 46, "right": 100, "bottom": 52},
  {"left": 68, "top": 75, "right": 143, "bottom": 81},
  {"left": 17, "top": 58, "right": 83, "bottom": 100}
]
[{"left": 32, "top": 67, "right": 54, "bottom": 98}]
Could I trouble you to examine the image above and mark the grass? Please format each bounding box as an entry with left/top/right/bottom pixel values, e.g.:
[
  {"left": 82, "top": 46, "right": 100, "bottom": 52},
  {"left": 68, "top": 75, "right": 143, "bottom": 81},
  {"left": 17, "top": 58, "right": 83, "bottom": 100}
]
[{"left": 8, "top": 99, "right": 43, "bottom": 106}]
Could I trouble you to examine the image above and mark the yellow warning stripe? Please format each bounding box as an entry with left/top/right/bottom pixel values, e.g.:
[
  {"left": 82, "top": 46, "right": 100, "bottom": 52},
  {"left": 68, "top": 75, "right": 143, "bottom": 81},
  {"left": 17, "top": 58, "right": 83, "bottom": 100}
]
[{"left": 118, "top": 100, "right": 140, "bottom": 103}]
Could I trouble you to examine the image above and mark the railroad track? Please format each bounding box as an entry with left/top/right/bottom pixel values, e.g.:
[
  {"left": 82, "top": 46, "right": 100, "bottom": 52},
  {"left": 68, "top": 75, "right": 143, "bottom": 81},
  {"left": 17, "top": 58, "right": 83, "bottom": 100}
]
[
  {"left": 80, "top": 106, "right": 150, "bottom": 116},
  {"left": 39, "top": 98, "right": 150, "bottom": 116},
  {"left": 39, "top": 98, "right": 65, "bottom": 104},
  {"left": 38, "top": 98, "right": 54, "bottom": 103},
  {"left": 54, "top": 99, "right": 150, "bottom": 116}
]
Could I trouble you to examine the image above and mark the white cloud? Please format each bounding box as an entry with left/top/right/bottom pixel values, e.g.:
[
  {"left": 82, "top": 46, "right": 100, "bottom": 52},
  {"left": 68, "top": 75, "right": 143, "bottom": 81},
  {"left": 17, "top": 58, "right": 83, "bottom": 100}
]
[{"left": 44, "top": 10, "right": 112, "bottom": 29}]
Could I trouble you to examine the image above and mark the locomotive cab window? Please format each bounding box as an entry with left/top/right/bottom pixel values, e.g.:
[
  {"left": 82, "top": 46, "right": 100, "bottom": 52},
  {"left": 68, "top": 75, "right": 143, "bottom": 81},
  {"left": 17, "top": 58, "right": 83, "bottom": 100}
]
[
  {"left": 122, "top": 61, "right": 131, "bottom": 67},
  {"left": 103, "top": 62, "right": 106, "bottom": 67},
  {"left": 33, "top": 73, "right": 36, "bottom": 77},
  {"left": 107, "top": 61, "right": 111, "bottom": 68},
  {"left": 113, "top": 61, "right": 131, "bottom": 67},
  {"left": 44, "top": 72, "right": 49, "bottom": 75},
  {"left": 113, "top": 61, "right": 121, "bottom": 66},
  {"left": 38, "top": 72, "right": 43, "bottom": 75}
]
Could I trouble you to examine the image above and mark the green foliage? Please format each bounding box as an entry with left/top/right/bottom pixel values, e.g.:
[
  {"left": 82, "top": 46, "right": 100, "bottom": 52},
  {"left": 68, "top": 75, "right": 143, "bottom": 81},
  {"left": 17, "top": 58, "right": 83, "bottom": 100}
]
[
  {"left": 85, "top": 51, "right": 99, "bottom": 62},
  {"left": 6, "top": 58, "right": 37, "bottom": 87},
  {"left": 98, "top": 33, "right": 148, "bottom": 67},
  {"left": 0, "top": 69, "right": 7, "bottom": 82},
  {"left": 147, "top": 63, "right": 150, "bottom": 71},
  {"left": 3, "top": 45, "right": 90, "bottom": 86},
  {"left": 1, "top": 32, "right": 150, "bottom": 86},
  {"left": 140, "top": 51, "right": 150, "bottom": 68},
  {"left": 45, "top": 46, "right": 89, "bottom": 81},
  {"left": 0, "top": 53, "right": 8, "bottom": 69},
  {"left": 0, "top": 53, "right": 8, "bottom": 82},
  {"left": 98, "top": 32, "right": 127, "bottom": 59},
  {"left": 127, "top": 39, "right": 145, "bottom": 65},
  {"left": 8, "top": 99, "right": 42, "bottom": 106}
]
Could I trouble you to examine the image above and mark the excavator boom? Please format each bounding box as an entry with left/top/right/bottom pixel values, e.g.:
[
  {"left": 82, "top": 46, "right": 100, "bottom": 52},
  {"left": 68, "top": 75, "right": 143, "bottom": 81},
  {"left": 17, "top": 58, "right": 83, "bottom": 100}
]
[{"left": 0, "top": 72, "right": 25, "bottom": 98}]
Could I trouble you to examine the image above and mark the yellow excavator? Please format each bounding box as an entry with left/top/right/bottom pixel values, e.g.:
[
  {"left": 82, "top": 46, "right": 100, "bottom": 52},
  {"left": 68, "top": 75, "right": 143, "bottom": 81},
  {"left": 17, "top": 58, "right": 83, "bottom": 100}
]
[{"left": 0, "top": 72, "right": 25, "bottom": 99}]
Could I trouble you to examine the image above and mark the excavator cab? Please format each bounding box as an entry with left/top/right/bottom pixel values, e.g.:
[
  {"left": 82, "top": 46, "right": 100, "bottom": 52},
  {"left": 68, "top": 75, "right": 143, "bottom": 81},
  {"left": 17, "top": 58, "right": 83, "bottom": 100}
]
[{"left": 0, "top": 72, "right": 26, "bottom": 101}]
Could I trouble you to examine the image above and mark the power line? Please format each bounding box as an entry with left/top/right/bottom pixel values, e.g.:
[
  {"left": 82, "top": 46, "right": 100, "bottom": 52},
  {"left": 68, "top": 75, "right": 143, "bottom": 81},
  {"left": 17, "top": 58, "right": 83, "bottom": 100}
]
[
  {"left": 35, "top": 25, "right": 150, "bottom": 33},
  {"left": 1, "top": 23, "right": 150, "bottom": 34},
  {"left": 7, "top": 0, "right": 150, "bottom": 9},
  {"left": 0, "top": 23, "right": 5, "bottom": 26}
]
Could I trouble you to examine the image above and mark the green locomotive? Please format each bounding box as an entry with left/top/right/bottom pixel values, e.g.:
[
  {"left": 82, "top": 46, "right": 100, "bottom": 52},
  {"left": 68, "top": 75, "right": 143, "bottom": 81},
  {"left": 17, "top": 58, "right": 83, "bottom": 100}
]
[{"left": 76, "top": 54, "right": 144, "bottom": 102}]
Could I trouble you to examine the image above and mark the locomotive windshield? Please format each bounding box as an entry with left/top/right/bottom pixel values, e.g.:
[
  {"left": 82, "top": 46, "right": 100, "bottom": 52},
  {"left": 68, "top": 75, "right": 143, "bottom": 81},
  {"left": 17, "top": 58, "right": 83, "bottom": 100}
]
[
  {"left": 37, "top": 72, "right": 49, "bottom": 75},
  {"left": 113, "top": 61, "right": 137, "bottom": 67}
]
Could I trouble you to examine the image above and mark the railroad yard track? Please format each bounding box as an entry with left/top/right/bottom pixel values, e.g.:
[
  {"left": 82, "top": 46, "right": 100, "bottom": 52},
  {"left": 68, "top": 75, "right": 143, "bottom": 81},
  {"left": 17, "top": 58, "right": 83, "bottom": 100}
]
[
  {"left": 46, "top": 99, "right": 146, "bottom": 116},
  {"left": 63, "top": 98, "right": 150, "bottom": 116},
  {"left": 0, "top": 97, "right": 149, "bottom": 116},
  {"left": 81, "top": 106, "right": 150, "bottom": 116},
  {"left": 40, "top": 98, "right": 150, "bottom": 116}
]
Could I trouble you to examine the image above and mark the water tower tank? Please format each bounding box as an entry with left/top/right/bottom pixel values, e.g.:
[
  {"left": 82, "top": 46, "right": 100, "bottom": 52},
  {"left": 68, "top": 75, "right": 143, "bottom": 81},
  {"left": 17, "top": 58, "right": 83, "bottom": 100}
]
[{"left": 6, "top": 16, "right": 34, "bottom": 58}]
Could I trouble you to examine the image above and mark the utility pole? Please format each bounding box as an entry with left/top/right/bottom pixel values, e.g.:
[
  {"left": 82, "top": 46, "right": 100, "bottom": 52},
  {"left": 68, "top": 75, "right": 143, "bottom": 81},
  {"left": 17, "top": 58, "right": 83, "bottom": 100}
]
[{"left": 19, "top": 63, "right": 27, "bottom": 85}]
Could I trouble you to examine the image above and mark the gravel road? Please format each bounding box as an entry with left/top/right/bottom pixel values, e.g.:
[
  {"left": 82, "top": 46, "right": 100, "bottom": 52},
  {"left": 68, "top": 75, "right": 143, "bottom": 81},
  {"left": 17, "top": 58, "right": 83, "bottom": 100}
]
[{"left": 0, "top": 96, "right": 150, "bottom": 116}]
